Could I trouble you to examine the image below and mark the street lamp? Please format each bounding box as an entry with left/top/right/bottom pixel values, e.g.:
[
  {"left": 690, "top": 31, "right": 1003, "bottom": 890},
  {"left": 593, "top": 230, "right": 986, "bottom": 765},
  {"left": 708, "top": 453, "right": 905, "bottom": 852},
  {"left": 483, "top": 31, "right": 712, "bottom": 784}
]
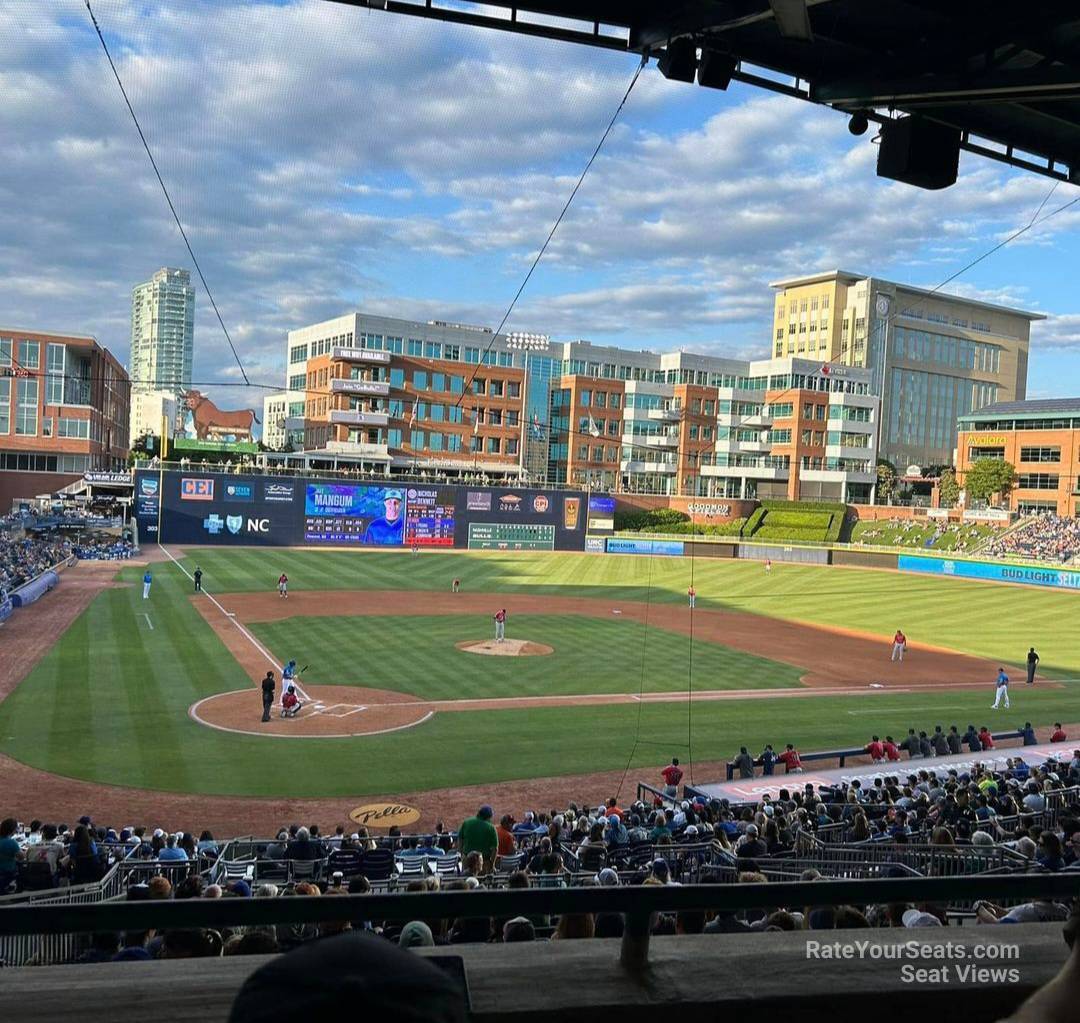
[{"left": 505, "top": 332, "right": 551, "bottom": 483}]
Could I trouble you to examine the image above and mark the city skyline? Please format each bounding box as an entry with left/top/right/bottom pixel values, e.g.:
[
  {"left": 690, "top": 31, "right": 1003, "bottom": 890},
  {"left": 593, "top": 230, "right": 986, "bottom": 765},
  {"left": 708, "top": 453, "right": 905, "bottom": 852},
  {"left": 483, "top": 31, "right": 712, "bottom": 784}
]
[{"left": 1, "top": 1, "right": 1079, "bottom": 418}]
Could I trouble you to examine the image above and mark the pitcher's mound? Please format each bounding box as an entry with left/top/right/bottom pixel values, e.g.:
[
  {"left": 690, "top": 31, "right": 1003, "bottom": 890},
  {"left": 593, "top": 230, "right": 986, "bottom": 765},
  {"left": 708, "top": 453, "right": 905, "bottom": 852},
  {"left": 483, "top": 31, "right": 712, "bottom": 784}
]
[{"left": 456, "top": 639, "right": 554, "bottom": 657}]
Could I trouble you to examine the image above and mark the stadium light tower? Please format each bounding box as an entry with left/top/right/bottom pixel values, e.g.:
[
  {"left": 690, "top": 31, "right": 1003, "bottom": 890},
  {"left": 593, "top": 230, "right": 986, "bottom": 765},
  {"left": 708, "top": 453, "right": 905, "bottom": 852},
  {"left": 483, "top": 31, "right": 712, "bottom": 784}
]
[{"left": 505, "top": 332, "right": 551, "bottom": 482}]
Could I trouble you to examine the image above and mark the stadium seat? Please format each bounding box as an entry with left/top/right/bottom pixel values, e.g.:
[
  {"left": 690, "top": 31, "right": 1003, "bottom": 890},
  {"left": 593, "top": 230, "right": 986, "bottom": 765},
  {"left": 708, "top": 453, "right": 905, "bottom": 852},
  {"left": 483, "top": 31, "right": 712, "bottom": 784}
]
[
  {"left": 288, "top": 859, "right": 321, "bottom": 883},
  {"left": 16, "top": 861, "right": 56, "bottom": 892},
  {"left": 358, "top": 848, "right": 395, "bottom": 882},
  {"left": 494, "top": 852, "right": 524, "bottom": 875},
  {"left": 432, "top": 852, "right": 461, "bottom": 878}
]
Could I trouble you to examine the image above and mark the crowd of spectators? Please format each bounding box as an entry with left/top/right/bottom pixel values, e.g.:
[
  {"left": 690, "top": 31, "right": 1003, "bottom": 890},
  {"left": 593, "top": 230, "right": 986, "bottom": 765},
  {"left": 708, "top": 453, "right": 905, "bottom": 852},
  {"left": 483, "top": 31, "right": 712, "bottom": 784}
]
[
  {"left": 852, "top": 517, "right": 989, "bottom": 552},
  {"left": 0, "top": 531, "right": 71, "bottom": 594},
  {"left": 4, "top": 739, "right": 1080, "bottom": 964},
  {"left": 985, "top": 514, "right": 1080, "bottom": 563},
  {"left": 71, "top": 535, "right": 135, "bottom": 561}
]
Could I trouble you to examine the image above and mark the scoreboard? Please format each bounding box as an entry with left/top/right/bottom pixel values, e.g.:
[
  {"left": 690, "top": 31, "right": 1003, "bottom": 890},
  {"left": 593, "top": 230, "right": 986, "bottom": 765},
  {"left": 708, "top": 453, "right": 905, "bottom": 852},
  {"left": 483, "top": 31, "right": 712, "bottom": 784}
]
[
  {"left": 468, "top": 522, "right": 555, "bottom": 550},
  {"left": 404, "top": 487, "right": 456, "bottom": 547}
]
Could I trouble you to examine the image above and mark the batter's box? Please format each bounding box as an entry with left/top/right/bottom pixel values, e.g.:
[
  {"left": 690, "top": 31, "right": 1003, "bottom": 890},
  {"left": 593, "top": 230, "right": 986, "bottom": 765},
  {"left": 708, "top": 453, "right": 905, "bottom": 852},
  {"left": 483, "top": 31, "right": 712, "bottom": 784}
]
[{"left": 316, "top": 703, "right": 368, "bottom": 718}]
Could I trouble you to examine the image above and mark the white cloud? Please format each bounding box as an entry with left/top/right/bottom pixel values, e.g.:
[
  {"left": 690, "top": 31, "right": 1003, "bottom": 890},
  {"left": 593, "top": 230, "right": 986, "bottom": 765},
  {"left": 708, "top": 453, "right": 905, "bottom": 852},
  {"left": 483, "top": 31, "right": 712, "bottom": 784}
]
[{"left": 0, "top": 0, "right": 1078, "bottom": 417}]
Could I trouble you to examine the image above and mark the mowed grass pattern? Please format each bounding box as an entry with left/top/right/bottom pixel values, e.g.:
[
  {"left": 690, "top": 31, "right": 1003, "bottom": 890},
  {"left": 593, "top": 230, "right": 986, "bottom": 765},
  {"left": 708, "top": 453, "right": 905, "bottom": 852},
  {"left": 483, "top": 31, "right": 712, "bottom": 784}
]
[
  {"left": 0, "top": 549, "right": 1079, "bottom": 798},
  {"left": 249, "top": 614, "right": 803, "bottom": 699},
  {"left": 186, "top": 547, "right": 1080, "bottom": 677}
]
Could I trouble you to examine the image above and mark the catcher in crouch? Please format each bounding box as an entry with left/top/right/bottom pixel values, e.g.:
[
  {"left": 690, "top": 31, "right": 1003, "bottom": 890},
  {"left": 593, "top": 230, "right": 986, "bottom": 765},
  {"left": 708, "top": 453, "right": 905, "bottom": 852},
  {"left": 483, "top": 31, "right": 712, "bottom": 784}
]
[{"left": 280, "top": 684, "right": 303, "bottom": 718}]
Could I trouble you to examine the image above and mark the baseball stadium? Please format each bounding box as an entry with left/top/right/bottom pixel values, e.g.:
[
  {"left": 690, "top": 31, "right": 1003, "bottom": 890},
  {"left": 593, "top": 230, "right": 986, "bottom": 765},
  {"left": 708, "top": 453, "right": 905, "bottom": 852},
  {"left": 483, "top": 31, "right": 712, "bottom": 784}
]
[{"left": 7, "top": 2, "right": 1080, "bottom": 1020}]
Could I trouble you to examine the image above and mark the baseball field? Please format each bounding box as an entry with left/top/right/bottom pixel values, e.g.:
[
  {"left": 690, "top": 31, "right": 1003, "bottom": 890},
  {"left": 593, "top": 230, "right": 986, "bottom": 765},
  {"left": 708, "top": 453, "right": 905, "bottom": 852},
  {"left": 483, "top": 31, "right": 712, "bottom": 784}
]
[{"left": 2, "top": 546, "right": 1078, "bottom": 831}]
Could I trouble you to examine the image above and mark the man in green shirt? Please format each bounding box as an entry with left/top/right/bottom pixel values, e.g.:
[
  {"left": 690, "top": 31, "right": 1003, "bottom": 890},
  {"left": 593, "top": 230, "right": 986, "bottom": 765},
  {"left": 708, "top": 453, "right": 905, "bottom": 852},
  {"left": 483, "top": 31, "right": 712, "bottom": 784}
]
[{"left": 458, "top": 805, "right": 498, "bottom": 870}]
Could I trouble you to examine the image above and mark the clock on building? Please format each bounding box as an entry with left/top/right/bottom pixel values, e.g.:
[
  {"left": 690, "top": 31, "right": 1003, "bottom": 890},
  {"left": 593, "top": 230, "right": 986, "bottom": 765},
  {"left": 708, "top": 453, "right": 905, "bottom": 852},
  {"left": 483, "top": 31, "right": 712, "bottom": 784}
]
[{"left": 875, "top": 295, "right": 890, "bottom": 317}]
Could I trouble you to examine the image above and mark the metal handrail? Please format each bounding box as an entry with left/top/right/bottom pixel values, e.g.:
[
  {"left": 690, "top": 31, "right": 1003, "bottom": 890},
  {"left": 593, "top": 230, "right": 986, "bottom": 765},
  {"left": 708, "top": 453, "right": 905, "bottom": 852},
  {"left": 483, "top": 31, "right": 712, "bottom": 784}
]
[{"left": 2, "top": 874, "right": 1077, "bottom": 969}]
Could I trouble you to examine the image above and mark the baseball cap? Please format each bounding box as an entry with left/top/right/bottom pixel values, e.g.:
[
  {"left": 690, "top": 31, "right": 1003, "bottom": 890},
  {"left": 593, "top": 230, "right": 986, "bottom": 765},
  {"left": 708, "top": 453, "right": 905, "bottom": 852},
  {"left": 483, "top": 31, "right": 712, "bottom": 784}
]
[
  {"left": 477, "top": 805, "right": 493, "bottom": 819},
  {"left": 745, "top": 824, "right": 759, "bottom": 836},
  {"left": 651, "top": 859, "right": 670, "bottom": 876},
  {"left": 152, "top": 828, "right": 165, "bottom": 839},
  {"left": 384, "top": 489, "right": 403, "bottom": 501},
  {"left": 596, "top": 868, "right": 620, "bottom": 887},
  {"left": 902, "top": 909, "right": 942, "bottom": 928},
  {"left": 684, "top": 825, "right": 699, "bottom": 837}
]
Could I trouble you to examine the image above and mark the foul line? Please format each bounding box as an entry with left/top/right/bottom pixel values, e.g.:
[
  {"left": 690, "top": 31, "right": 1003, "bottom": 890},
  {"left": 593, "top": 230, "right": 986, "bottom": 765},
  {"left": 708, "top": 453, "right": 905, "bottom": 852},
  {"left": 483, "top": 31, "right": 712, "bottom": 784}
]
[
  {"left": 159, "top": 544, "right": 311, "bottom": 702},
  {"left": 142, "top": 613, "right": 154, "bottom": 631}
]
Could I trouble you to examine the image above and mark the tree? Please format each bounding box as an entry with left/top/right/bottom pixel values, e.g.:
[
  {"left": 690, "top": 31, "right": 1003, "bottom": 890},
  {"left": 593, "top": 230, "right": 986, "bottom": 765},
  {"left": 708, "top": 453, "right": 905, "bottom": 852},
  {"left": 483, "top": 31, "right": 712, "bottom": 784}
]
[
  {"left": 965, "top": 459, "right": 1016, "bottom": 504},
  {"left": 938, "top": 468, "right": 960, "bottom": 507},
  {"left": 875, "top": 459, "right": 897, "bottom": 504}
]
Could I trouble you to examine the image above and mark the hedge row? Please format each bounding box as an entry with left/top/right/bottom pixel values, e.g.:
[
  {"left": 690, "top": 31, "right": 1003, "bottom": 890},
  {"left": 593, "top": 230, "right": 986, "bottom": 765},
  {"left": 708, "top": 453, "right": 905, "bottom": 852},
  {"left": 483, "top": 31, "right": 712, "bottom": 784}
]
[
  {"left": 760, "top": 499, "right": 846, "bottom": 514},
  {"left": 613, "top": 507, "right": 690, "bottom": 532},
  {"left": 638, "top": 519, "right": 746, "bottom": 537}
]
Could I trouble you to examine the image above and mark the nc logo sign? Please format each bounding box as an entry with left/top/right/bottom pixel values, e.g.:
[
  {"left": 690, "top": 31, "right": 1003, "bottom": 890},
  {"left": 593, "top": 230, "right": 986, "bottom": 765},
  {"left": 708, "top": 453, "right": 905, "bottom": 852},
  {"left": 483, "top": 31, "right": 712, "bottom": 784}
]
[{"left": 225, "top": 516, "right": 269, "bottom": 535}]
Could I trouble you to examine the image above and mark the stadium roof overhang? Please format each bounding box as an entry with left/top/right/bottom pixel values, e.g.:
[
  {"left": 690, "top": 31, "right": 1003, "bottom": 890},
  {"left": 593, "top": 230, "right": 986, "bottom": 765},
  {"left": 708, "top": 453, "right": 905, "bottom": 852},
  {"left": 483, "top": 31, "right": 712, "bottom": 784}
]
[{"left": 332, "top": 0, "right": 1080, "bottom": 189}]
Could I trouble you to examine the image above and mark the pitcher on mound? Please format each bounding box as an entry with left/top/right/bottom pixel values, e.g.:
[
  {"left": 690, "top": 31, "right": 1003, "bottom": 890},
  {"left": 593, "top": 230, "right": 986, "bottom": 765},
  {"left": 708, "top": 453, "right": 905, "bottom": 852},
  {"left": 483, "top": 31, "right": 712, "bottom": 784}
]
[{"left": 494, "top": 608, "right": 506, "bottom": 643}]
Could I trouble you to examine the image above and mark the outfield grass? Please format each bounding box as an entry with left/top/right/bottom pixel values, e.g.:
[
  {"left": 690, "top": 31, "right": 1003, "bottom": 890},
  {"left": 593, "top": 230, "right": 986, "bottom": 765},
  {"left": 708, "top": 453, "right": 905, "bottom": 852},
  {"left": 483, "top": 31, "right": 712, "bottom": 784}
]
[
  {"left": 249, "top": 614, "right": 802, "bottom": 699},
  {"left": 0, "top": 548, "right": 1078, "bottom": 800}
]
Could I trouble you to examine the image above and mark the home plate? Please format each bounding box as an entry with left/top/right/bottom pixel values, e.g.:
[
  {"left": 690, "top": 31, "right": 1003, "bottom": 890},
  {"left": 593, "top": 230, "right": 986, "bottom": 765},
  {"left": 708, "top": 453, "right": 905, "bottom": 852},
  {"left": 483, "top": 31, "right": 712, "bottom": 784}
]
[
  {"left": 612, "top": 610, "right": 622, "bottom": 615},
  {"left": 313, "top": 703, "right": 326, "bottom": 711}
]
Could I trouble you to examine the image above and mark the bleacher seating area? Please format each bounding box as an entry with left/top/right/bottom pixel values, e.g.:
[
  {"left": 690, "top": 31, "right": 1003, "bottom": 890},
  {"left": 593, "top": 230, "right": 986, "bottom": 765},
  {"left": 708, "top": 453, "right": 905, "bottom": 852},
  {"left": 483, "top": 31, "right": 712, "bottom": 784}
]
[
  {"left": 4, "top": 745, "right": 1080, "bottom": 966},
  {"left": 985, "top": 514, "right": 1080, "bottom": 563},
  {"left": 0, "top": 529, "right": 71, "bottom": 594}
]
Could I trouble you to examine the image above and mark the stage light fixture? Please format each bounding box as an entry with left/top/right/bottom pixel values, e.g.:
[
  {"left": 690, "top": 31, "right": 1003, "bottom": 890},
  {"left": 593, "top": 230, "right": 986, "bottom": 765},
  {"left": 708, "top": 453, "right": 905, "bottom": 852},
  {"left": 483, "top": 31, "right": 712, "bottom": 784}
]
[
  {"left": 658, "top": 38, "right": 696, "bottom": 83},
  {"left": 848, "top": 111, "right": 869, "bottom": 136}
]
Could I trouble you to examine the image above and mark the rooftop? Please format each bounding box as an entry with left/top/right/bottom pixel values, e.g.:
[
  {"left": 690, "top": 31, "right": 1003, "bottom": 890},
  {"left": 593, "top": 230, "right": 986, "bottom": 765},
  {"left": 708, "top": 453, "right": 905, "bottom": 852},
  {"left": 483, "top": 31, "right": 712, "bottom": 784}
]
[
  {"left": 769, "top": 270, "right": 1044, "bottom": 321},
  {"left": 959, "top": 398, "right": 1080, "bottom": 420}
]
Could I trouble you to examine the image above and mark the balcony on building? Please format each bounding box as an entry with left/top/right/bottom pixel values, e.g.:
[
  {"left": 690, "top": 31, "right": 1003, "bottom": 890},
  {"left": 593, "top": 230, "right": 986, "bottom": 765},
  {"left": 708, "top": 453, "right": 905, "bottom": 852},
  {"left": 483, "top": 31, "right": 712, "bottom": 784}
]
[
  {"left": 646, "top": 406, "right": 681, "bottom": 422},
  {"left": 324, "top": 439, "right": 390, "bottom": 461},
  {"left": 620, "top": 459, "right": 677, "bottom": 474},
  {"left": 631, "top": 432, "right": 679, "bottom": 447}
]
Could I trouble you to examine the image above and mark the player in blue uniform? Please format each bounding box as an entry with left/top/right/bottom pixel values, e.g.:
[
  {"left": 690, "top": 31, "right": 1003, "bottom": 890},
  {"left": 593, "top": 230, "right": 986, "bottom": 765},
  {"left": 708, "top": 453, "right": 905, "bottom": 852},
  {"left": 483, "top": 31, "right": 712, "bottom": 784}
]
[
  {"left": 362, "top": 489, "right": 404, "bottom": 545},
  {"left": 282, "top": 660, "right": 298, "bottom": 684},
  {"left": 142, "top": 570, "right": 152, "bottom": 599}
]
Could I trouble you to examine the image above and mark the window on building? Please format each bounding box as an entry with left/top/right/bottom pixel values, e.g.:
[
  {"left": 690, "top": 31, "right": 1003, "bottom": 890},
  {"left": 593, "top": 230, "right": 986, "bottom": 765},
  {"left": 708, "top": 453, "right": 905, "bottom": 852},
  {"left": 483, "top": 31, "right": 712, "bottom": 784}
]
[
  {"left": 390, "top": 367, "right": 405, "bottom": 388},
  {"left": 430, "top": 373, "right": 445, "bottom": 392},
  {"left": 410, "top": 429, "right": 425, "bottom": 448},
  {"left": 593, "top": 392, "right": 606, "bottom": 408},
  {"left": 45, "top": 343, "right": 65, "bottom": 405},
  {"left": 387, "top": 428, "right": 403, "bottom": 447},
  {"left": 507, "top": 381, "right": 521, "bottom": 399},
  {"left": 488, "top": 380, "right": 503, "bottom": 397},
  {"left": 448, "top": 406, "right": 463, "bottom": 424},
  {"left": 447, "top": 435, "right": 462, "bottom": 452},
  {"left": 407, "top": 339, "right": 423, "bottom": 356},
  {"left": 429, "top": 404, "right": 445, "bottom": 422},
  {"left": 815, "top": 405, "right": 826, "bottom": 420},
  {"left": 424, "top": 341, "right": 442, "bottom": 359},
  {"left": 289, "top": 344, "right": 308, "bottom": 364},
  {"left": 0, "top": 379, "right": 9, "bottom": 433},
  {"left": 449, "top": 375, "right": 464, "bottom": 394},
  {"left": 1017, "top": 473, "right": 1059, "bottom": 490},
  {"left": 579, "top": 389, "right": 591, "bottom": 406},
  {"left": 487, "top": 437, "right": 501, "bottom": 454},
  {"left": 607, "top": 419, "right": 619, "bottom": 436},
  {"left": 506, "top": 438, "right": 519, "bottom": 456},
  {"left": 464, "top": 347, "right": 480, "bottom": 364},
  {"left": 1020, "top": 447, "right": 1061, "bottom": 464},
  {"left": 15, "top": 379, "right": 37, "bottom": 435},
  {"left": 472, "top": 378, "right": 485, "bottom": 395}
]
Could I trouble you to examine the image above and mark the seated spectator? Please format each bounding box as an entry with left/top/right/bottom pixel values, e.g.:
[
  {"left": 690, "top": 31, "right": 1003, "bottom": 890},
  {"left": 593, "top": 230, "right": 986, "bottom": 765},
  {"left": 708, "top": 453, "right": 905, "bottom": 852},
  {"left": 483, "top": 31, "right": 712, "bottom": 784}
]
[
  {"left": 502, "top": 917, "right": 536, "bottom": 943},
  {"left": 158, "top": 834, "right": 188, "bottom": 862},
  {"left": 0, "top": 818, "right": 22, "bottom": 891},
  {"left": 1051, "top": 723, "right": 1068, "bottom": 742}
]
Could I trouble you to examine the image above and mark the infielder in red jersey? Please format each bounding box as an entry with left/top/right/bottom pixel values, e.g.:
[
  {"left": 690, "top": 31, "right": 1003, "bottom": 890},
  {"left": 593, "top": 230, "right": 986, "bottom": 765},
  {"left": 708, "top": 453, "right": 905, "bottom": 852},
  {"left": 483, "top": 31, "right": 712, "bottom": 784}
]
[{"left": 277, "top": 573, "right": 288, "bottom": 599}]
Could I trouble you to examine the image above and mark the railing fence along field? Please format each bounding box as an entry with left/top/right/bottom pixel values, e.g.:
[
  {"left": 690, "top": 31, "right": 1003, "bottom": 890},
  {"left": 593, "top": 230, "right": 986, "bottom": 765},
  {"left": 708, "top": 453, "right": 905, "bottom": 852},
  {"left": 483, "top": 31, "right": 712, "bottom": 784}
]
[{"left": 2, "top": 875, "right": 1078, "bottom": 972}]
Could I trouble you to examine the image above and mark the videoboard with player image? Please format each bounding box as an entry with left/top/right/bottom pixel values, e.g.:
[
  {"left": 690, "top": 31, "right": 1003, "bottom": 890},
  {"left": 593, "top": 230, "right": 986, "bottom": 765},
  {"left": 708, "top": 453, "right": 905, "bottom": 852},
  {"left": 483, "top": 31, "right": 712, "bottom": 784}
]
[
  {"left": 403, "top": 486, "right": 456, "bottom": 547},
  {"left": 456, "top": 486, "right": 588, "bottom": 551},
  {"left": 304, "top": 484, "right": 406, "bottom": 545}
]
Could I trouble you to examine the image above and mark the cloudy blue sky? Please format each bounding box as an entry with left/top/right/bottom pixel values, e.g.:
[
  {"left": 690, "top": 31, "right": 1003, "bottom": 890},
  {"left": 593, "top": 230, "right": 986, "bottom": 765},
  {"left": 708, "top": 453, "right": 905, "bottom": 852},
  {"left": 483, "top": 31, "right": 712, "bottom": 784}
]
[{"left": 3, "top": 0, "right": 1080, "bottom": 416}]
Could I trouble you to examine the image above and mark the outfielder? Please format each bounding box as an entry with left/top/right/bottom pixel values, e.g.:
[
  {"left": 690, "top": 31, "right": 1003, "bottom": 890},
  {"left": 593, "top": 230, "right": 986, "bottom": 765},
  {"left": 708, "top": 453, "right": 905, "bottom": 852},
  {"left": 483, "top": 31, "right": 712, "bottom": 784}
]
[
  {"left": 992, "top": 667, "right": 1010, "bottom": 709},
  {"left": 891, "top": 629, "right": 907, "bottom": 662},
  {"left": 687, "top": 586, "right": 696, "bottom": 609},
  {"left": 142, "top": 569, "right": 152, "bottom": 600},
  {"left": 494, "top": 608, "right": 506, "bottom": 642}
]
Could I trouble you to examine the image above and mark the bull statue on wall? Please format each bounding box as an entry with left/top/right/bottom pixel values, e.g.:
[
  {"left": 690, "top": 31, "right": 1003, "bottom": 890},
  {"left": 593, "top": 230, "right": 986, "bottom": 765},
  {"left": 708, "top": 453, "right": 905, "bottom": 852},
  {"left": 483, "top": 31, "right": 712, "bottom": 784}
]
[{"left": 179, "top": 390, "right": 256, "bottom": 443}]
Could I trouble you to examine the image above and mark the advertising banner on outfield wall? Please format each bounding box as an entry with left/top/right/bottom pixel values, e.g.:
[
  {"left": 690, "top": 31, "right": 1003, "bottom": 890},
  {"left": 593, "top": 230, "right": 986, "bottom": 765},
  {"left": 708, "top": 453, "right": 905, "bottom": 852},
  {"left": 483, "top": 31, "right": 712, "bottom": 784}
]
[
  {"left": 606, "top": 537, "right": 685, "bottom": 556},
  {"left": 134, "top": 470, "right": 589, "bottom": 551},
  {"left": 898, "top": 554, "right": 1080, "bottom": 590}
]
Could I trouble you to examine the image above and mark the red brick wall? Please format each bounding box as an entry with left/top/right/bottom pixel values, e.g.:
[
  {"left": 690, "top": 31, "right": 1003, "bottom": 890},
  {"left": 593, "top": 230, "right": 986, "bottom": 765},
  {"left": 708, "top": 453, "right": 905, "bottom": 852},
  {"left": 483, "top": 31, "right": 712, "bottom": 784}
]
[{"left": 0, "top": 471, "right": 80, "bottom": 512}]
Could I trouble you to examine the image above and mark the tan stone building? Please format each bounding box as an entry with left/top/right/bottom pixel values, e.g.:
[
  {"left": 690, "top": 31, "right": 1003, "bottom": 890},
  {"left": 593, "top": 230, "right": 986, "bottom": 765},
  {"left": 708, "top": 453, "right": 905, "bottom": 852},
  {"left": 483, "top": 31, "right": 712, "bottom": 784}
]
[{"left": 770, "top": 271, "right": 1042, "bottom": 471}]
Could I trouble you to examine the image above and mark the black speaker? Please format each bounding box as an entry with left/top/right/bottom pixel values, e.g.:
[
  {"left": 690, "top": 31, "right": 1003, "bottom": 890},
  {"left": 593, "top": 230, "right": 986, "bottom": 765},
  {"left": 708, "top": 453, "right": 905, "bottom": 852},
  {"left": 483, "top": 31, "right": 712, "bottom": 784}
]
[
  {"left": 697, "top": 49, "right": 736, "bottom": 90},
  {"left": 877, "top": 116, "right": 961, "bottom": 190},
  {"left": 658, "top": 38, "right": 696, "bottom": 83}
]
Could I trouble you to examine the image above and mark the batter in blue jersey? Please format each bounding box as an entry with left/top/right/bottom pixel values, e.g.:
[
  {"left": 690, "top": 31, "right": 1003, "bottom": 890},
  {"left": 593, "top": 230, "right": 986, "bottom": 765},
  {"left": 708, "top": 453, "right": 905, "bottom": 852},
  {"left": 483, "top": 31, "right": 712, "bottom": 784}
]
[{"left": 362, "top": 490, "right": 404, "bottom": 545}]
